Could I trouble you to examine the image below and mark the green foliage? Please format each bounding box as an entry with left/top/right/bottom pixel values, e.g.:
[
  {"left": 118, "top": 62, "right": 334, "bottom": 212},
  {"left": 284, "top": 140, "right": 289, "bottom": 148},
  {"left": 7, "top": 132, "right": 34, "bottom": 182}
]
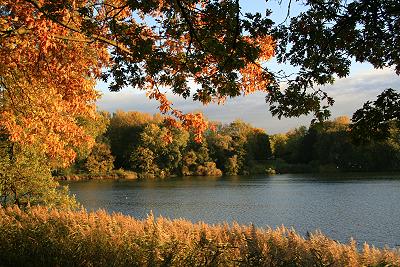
[
  {"left": 130, "top": 123, "right": 189, "bottom": 178},
  {"left": 0, "top": 141, "right": 78, "bottom": 209},
  {"left": 102, "top": 113, "right": 272, "bottom": 178},
  {"left": 271, "top": 0, "right": 400, "bottom": 120},
  {"left": 225, "top": 155, "right": 239, "bottom": 176},
  {"left": 206, "top": 120, "right": 272, "bottom": 175},
  {"left": 84, "top": 143, "right": 114, "bottom": 175},
  {"left": 105, "top": 111, "right": 163, "bottom": 169},
  {"left": 247, "top": 129, "right": 271, "bottom": 161},
  {"left": 271, "top": 116, "right": 400, "bottom": 172},
  {"left": 269, "top": 133, "right": 288, "bottom": 158},
  {"left": 65, "top": 110, "right": 400, "bottom": 176},
  {"left": 1, "top": 206, "right": 399, "bottom": 266},
  {"left": 75, "top": 111, "right": 111, "bottom": 160},
  {"left": 274, "top": 126, "right": 307, "bottom": 164},
  {"left": 56, "top": 110, "right": 400, "bottom": 177},
  {"left": 195, "top": 162, "right": 223, "bottom": 177},
  {"left": 181, "top": 150, "right": 198, "bottom": 176},
  {"left": 130, "top": 146, "right": 159, "bottom": 177},
  {"left": 351, "top": 89, "right": 400, "bottom": 143}
]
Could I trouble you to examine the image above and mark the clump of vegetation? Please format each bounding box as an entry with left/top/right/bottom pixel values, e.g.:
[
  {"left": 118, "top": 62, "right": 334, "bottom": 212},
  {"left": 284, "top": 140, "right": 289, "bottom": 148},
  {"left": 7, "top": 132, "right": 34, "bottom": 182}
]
[
  {"left": 269, "top": 116, "right": 400, "bottom": 173},
  {"left": 84, "top": 143, "right": 115, "bottom": 175},
  {"left": 101, "top": 111, "right": 271, "bottom": 178},
  {"left": 0, "top": 141, "right": 78, "bottom": 209},
  {"left": 60, "top": 110, "right": 400, "bottom": 179},
  {"left": 0, "top": 206, "right": 399, "bottom": 267}
]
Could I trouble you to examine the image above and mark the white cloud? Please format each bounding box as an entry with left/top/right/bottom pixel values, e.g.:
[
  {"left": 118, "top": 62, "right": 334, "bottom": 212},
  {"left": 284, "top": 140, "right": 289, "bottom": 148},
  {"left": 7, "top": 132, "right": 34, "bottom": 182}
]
[{"left": 96, "top": 68, "right": 399, "bottom": 134}]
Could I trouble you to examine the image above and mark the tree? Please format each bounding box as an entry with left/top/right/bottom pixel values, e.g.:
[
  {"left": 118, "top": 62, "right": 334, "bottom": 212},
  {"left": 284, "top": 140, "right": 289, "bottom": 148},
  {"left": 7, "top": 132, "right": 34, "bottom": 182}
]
[
  {"left": 106, "top": 111, "right": 160, "bottom": 168},
  {"left": 246, "top": 128, "right": 271, "bottom": 161},
  {"left": 1, "top": 0, "right": 399, "bottom": 166},
  {"left": 280, "top": 126, "right": 307, "bottom": 164},
  {"left": 351, "top": 89, "right": 400, "bottom": 143},
  {"left": 1, "top": 0, "right": 276, "bottom": 158},
  {"left": 130, "top": 146, "right": 158, "bottom": 177},
  {"left": 271, "top": 116, "right": 400, "bottom": 172},
  {"left": 0, "top": 141, "right": 77, "bottom": 208},
  {"left": 271, "top": 0, "right": 400, "bottom": 121},
  {"left": 224, "top": 155, "right": 239, "bottom": 176},
  {"left": 181, "top": 150, "right": 197, "bottom": 176},
  {"left": 84, "top": 143, "right": 114, "bottom": 175},
  {"left": 269, "top": 133, "right": 288, "bottom": 159},
  {"left": 0, "top": 0, "right": 109, "bottom": 165},
  {"left": 130, "top": 122, "right": 189, "bottom": 177}
]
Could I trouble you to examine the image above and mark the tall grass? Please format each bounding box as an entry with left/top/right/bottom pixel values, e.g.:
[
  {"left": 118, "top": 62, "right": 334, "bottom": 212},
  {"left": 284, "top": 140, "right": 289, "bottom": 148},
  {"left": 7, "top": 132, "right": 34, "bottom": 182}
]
[{"left": 0, "top": 206, "right": 399, "bottom": 266}]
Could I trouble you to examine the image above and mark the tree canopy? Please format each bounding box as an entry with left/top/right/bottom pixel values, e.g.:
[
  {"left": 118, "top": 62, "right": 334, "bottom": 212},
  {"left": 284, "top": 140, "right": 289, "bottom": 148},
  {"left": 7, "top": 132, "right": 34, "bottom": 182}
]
[
  {"left": 351, "top": 88, "right": 400, "bottom": 143},
  {"left": 272, "top": 0, "right": 399, "bottom": 121},
  {"left": 0, "top": 0, "right": 399, "bottom": 165}
]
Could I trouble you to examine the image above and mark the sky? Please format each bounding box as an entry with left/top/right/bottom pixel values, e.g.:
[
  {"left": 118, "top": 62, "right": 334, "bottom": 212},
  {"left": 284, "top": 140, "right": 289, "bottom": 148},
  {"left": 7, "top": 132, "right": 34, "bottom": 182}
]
[{"left": 95, "top": 1, "right": 400, "bottom": 134}]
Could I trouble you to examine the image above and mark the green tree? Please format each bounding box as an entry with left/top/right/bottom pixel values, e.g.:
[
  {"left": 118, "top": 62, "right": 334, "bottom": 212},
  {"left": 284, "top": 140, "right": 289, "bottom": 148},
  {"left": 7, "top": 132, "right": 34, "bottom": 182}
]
[
  {"left": 246, "top": 128, "right": 271, "bottom": 161},
  {"left": 0, "top": 141, "right": 77, "bottom": 208},
  {"left": 130, "top": 147, "right": 158, "bottom": 177},
  {"left": 106, "top": 111, "right": 162, "bottom": 169},
  {"left": 206, "top": 131, "right": 233, "bottom": 172},
  {"left": 270, "top": 134, "right": 288, "bottom": 159},
  {"left": 205, "top": 120, "right": 271, "bottom": 175},
  {"left": 84, "top": 143, "right": 115, "bottom": 175},
  {"left": 281, "top": 126, "right": 308, "bottom": 164},
  {"left": 130, "top": 123, "right": 189, "bottom": 177},
  {"left": 225, "top": 155, "right": 239, "bottom": 176},
  {"left": 271, "top": 1, "right": 399, "bottom": 120},
  {"left": 195, "top": 162, "right": 222, "bottom": 177},
  {"left": 351, "top": 89, "right": 400, "bottom": 143},
  {"left": 181, "top": 150, "right": 197, "bottom": 176}
]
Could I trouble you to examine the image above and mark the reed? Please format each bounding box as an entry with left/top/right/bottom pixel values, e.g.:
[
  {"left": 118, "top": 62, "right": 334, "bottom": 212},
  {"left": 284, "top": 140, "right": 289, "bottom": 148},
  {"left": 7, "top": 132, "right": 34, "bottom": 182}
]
[{"left": 0, "top": 206, "right": 398, "bottom": 266}]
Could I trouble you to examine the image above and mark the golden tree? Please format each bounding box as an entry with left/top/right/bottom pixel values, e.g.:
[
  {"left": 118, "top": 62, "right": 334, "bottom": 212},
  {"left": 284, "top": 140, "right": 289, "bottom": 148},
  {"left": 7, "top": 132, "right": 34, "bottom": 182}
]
[{"left": 0, "top": 0, "right": 275, "bottom": 165}]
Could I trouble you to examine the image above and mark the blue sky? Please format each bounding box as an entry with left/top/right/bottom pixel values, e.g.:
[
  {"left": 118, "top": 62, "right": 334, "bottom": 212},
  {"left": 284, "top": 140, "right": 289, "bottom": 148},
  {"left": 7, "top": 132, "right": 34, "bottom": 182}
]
[{"left": 95, "top": 1, "right": 400, "bottom": 134}]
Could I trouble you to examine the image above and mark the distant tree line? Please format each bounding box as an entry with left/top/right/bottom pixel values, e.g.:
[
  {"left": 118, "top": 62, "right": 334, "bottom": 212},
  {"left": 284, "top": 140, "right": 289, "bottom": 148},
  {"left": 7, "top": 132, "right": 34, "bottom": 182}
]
[
  {"left": 85, "top": 111, "right": 271, "bottom": 178},
  {"left": 270, "top": 116, "right": 400, "bottom": 172},
  {"left": 2, "top": 109, "right": 399, "bottom": 207},
  {"left": 59, "top": 110, "right": 400, "bottom": 179}
]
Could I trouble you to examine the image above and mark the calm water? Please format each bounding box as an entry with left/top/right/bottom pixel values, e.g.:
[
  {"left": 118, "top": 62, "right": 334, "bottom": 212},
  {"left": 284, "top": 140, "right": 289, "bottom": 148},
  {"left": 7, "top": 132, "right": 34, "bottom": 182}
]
[{"left": 65, "top": 173, "right": 400, "bottom": 248}]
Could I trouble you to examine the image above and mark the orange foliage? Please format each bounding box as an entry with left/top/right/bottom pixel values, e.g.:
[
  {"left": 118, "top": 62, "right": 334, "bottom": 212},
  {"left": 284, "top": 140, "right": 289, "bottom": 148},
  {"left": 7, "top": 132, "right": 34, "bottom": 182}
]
[
  {"left": 240, "top": 36, "right": 275, "bottom": 95},
  {"left": 0, "top": 0, "right": 276, "bottom": 165},
  {"left": 0, "top": 0, "right": 108, "bottom": 165},
  {"left": 144, "top": 35, "right": 274, "bottom": 143}
]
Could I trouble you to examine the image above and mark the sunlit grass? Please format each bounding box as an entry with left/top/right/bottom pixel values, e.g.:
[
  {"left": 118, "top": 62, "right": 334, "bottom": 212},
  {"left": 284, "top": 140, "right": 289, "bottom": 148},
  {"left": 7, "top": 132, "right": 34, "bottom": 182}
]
[{"left": 0, "top": 206, "right": 399, "bottom": 266}]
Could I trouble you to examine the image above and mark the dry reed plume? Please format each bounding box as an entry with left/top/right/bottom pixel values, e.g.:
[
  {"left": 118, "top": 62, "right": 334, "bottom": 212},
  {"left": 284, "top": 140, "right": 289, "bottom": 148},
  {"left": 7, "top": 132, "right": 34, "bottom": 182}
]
[{"left": 0, "top": 206, "right": 399, "bottom": 266}]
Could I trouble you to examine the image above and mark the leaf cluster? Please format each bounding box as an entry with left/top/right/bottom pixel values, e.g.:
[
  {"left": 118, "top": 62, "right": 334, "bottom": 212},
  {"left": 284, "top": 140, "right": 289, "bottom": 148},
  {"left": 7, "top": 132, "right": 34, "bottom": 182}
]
[{"left": 271, "top": 0, "right": 400, "bottom": 120}]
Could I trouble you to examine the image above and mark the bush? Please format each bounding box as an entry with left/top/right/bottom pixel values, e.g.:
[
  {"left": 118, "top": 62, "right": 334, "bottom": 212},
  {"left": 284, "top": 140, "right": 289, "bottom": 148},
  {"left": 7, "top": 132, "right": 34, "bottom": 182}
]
[
  {"left": 0, "top": 206, "right": 399, "bottom": 267},
  {"left": 0, "top": 144, "right": 78, "bottom": 209},
  {"left": 225, "top": 155, "right": 239, "bottom": 176},
  {"left": 195, "top": 162, "right": 222, "bottom": 176},
  {"left": 84, "top": 143, "right": 115, "bottom": 174}
]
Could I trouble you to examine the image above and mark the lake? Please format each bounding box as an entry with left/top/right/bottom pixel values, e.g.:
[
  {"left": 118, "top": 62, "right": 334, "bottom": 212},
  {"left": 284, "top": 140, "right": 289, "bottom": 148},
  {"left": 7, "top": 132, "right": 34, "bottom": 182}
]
[{"left": 65, "top": 173, "right": 400, "bottom": 249}]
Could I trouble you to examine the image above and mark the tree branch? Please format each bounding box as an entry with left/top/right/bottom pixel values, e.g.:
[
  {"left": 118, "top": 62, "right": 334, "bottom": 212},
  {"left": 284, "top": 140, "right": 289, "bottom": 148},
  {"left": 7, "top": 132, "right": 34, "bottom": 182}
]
[{"left": 23, "top": 0, "right": 133, "bottom": 54}]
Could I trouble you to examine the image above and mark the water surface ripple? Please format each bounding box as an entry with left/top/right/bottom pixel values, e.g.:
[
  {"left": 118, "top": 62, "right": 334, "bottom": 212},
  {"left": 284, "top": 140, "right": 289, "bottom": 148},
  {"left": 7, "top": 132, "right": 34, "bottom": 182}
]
[{"left": 66, "top": 173, "right": 400, "bottom": 248}]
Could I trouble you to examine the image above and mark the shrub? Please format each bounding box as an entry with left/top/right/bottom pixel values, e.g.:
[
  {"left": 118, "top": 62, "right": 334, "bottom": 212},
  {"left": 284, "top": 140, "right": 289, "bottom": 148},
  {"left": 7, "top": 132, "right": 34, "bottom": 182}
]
[
  {"left": 195, "top": 162, "right": 223, "bottom": 176},
  {"left": 84, "top": 143, "right": 115, "bottom": 174}
]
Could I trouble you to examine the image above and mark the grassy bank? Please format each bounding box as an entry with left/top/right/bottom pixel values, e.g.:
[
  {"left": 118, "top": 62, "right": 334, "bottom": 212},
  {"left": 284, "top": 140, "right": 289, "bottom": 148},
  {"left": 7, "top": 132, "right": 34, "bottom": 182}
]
[{"left": 1, "top": 206, "right": 399, "bottom": 266}]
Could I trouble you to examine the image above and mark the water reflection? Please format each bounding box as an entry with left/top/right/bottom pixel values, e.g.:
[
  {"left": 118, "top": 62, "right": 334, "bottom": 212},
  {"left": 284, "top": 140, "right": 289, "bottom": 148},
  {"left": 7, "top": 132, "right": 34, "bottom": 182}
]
[{"left": 65, "top": 173, "right": 400, "bottom": 248}]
